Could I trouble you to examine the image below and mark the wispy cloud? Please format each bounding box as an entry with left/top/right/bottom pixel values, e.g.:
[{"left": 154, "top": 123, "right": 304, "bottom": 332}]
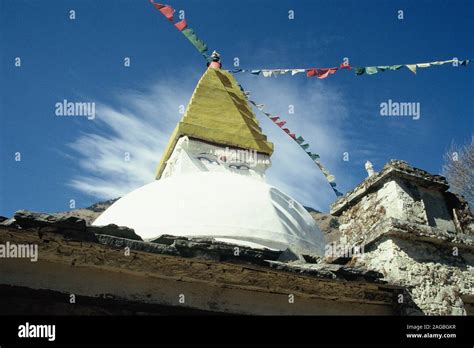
[
  {"left": 67, "top": 76, "right": 196, "bottom": 199},
  {"left": 68, "top": 72, "right": 357, "bottom": 212}
]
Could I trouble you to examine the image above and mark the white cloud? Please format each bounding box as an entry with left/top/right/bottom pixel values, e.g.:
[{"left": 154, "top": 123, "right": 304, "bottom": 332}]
[
  {"left": 67, "top": 76, "right": 195, "bottom": 199},
  {"left": 68, "top": 72, "right": 353, "bottom": 212}
]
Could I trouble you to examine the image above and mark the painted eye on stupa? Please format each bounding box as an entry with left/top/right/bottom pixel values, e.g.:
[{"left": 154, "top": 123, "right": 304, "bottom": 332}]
[
  {"left": 197, "top": 156, "right": 219, "bottom": 165},
  {"left": 229, "top": 164, "right": 249, "bottom": 170}
]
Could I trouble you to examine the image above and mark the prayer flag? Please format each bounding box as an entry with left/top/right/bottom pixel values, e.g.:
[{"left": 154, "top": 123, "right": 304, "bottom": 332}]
[
  {"left": 291, "top": 69, "right": 305, "bottom": 76},
  {"left": 295, "top": 136, "right": 305, "bottom": 144},
  {"left": 365, "top": 67, "right": 378, "bottom": 75},
  {"left": 416, "top": 63, "right": 431, "bottom": 68},
  {"left": 182, "top": 28, "right": 208, "bottom": 54},
  {"left": 154, "top": 4, "right": 174, "bottom": 21},
  {"left": 307, "top": 68, "right": 337, "bottom": 79},
  {"left": 389, "top": 65, "right": 403, "bottom": 70},
  {"left": 150, "top": 1, "right": 164, "bottom": 9},
  {"left": 174, "top": 19, "right": 187, "bottom": 31},
  {"left": 306, "top": 69, "right": 316, "bottom": 77},
  {"left": 406, "top": 64, "right": 417, "bottom": 74}
]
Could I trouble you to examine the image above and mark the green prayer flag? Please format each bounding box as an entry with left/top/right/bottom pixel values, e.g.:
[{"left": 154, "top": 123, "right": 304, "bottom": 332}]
[
  {"left": 307, "top": 152, "right": 320, "bottom": 160},
  {"left": 389, "top": 65, "right": 403, "bottom": 70},
  {"left": 300, "top": 143, "right": 309, "bottom": 150},
  {"left": 182, "top": 28, "right": 208, "bottom": 54},
  {"left": 354, "top": 67, "right": 365, "bottom": 75},
  {"left": 365, "top": 66, "right": 378, "bottom": 75},
  {"left": 295, "top": 136, "right": 305, "bottom": 144}
]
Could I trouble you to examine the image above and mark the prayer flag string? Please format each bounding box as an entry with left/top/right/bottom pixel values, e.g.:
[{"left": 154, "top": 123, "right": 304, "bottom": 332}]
[
  {"left": 150, "top": 1, "right": 211, "bottom": 61},
  {"left": 148, "top": 1, "right": 470, "bottom": 197},
  {"left": 228, "top": 59, "right": 471, "bottom": 79}
]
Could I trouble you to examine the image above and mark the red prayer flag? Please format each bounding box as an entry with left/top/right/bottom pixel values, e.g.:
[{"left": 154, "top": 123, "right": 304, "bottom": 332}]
[
  {"left": 339, "top": 63, "right": 351, "bottom": 70},
  {"left": 152, "top": 3, "right": 174, "bottom": 21},
  {"left": 319, "top": 68, "right": 337, "bottom": 79},
  {"left": 174, "top": 19, "right": 187, "bottom": 31},
  {"left": 307, "top": 68, "right": 338, "bottom": 79},
  {"left": 270, "top": 116, "right": 279, "bottom": 122},
  {"left": 151, "top": 2, "right": 165, "bottom": 10},
  {"left": 289, "top": 133, "right": 296, "bottom": 139},
  {"left": 276, "top": 121, "right": 286, "bottom": 127},
  {"left": 283, "top": 128, "right": 290, "bottom": 134}
]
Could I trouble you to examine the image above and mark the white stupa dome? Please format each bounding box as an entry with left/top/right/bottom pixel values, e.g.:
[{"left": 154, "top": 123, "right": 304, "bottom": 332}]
[{"left": 93, "top": 171, "right": 325, "bottom": 255}]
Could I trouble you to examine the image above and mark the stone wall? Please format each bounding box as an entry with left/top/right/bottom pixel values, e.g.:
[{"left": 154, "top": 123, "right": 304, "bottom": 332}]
[{"left": 353, "top": 236, "right": 473, "bottom": 315}]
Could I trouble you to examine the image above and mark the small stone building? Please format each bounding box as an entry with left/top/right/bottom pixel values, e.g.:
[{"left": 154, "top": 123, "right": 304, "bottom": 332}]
[{"left": 330, "top": 160, "right": 474, "bottom": 315}]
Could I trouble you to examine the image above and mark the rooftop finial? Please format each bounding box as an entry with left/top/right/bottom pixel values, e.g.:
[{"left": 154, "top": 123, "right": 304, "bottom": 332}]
[
  {"left": 208, "top": 50, "right": 222, "bottom": 69},
  {"left": 365, "top": 161, "right": 376, "bottom": 177}
]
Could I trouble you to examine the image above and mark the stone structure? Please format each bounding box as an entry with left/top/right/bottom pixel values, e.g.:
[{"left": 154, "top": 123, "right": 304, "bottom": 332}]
[{"left": 330, "top": 160, "right": 474, "bottom": 315}]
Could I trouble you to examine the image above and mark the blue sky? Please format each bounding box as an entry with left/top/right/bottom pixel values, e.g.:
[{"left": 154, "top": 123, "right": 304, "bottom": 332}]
[{"left": 1, "top": 0, "right": 473, "bottom": 216}]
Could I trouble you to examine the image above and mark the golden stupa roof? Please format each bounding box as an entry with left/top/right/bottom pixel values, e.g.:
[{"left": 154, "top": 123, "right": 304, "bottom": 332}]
[{"left": 155, "top": 68, "right": 274, "bottom": 179}]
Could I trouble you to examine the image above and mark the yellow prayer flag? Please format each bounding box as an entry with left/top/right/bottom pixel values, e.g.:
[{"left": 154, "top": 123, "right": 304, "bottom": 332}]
[
  {"left": 406, "top": 64, "right": 417, "bottom": 74},
  {"left": 430, "top": 59, "right": 454, "bottom": 66}
]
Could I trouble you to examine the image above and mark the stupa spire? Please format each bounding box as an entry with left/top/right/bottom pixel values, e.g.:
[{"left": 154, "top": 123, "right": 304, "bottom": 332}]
[{"left": 155, "top": 61, "right": 274, "bottom": 179}]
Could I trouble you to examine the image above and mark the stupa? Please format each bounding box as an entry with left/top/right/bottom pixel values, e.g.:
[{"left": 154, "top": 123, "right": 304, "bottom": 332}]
[{"left": 93, "top": 55, "right": 326, "bottom": 255}]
